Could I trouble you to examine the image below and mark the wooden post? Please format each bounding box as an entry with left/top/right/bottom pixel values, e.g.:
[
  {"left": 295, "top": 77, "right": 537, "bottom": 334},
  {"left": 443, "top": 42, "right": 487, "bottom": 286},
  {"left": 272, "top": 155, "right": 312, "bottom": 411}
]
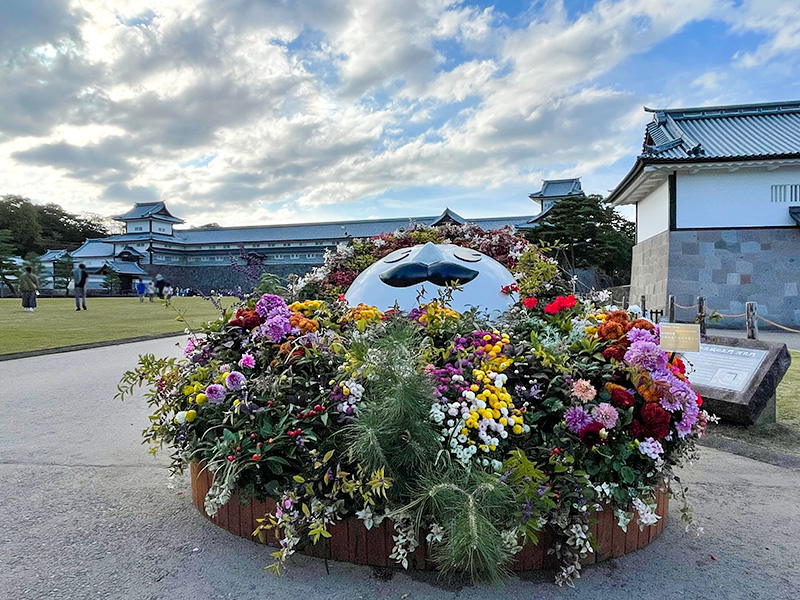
[
  {"left": 622, "top": 294, "right": 628, "bottom": 309},
  {"left": 668, "top": 295, "right": 676, "bottom": 323},
  {"left": 746, "top": 302, "right": 758, "bottom": 340},
  {"left": 697, "top": 296, "right": 706, "bottom": 335},
  {"left": 640, "top": 295, "right": 647, "bottom": 313}
]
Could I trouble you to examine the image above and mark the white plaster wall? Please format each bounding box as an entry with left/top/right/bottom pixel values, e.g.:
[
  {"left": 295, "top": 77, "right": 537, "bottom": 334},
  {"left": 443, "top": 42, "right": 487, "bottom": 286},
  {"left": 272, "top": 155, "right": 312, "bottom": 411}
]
[
  {"left": 125, "top": 219, "right": 151, "bottom": 233},
  {"left": 636, "top": 180, "right": 669, "bottom": 243},
  {"left": 676, "top": 166, "right": 800, "bottom": 228}
]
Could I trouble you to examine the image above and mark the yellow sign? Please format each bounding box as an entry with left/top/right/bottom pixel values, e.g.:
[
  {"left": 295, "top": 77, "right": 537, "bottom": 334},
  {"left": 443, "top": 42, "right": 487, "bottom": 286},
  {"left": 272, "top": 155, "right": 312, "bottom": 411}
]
[{"left": 659, "top": 323, "right": 701, "bottom": 352}]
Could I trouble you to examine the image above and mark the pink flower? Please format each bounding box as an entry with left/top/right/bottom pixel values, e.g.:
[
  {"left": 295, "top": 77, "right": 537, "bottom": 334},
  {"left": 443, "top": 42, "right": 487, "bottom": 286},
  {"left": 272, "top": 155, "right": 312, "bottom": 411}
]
[
  {"left": 571, "top": 379, "right": 597, "bottom": 403},
  {"left": 591, "top": 402, "right": 619, "bottom": 429},
  {"left": 239, "top": 353, "right": 256, "bottom": 369}
]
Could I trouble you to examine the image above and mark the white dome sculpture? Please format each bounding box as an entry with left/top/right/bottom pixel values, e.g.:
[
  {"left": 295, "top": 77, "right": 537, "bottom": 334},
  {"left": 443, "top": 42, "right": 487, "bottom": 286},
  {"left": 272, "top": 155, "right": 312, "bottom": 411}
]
[{"left": 345, "top": 242, "right": 516, "bottom": 315}]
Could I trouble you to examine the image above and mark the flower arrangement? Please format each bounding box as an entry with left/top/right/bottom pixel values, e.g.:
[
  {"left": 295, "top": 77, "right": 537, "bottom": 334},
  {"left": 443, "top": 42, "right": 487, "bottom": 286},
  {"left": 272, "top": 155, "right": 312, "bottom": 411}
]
[{"left": 118, "top": 232, "right": 711, "bottom": 586}]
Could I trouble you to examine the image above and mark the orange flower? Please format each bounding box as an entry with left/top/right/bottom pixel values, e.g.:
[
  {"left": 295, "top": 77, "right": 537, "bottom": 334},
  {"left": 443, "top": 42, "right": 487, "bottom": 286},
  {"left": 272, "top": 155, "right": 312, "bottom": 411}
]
[
  {"left": 597, "top": 320, "right": 625, "bottom": 340},
  {"left": 290, "top": 312, "right": 319, "bottom": 334},
  {"left": 625, "top": 318, "right": 655, "bottom": 333},
  {"left": 606, "top": 310, "right": 630, "bottom": 325}
]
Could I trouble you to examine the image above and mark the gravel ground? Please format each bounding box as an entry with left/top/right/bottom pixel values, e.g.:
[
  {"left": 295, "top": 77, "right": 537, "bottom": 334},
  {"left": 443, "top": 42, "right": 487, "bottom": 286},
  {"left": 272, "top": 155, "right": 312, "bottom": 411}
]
[{"left": 1, "top": 338, "right": 799, "bottom": 600}]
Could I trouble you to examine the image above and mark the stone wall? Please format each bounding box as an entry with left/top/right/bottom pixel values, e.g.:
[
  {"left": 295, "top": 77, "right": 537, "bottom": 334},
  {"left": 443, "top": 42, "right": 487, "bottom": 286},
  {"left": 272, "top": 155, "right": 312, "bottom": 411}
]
[
  {"left": 629, "top": 230, "right": 670, "bottom": 311},
  {"left": 141, "top": 263, "right": 316, "bottom": 294},
  {"left": 667, "top": 228, "right": 800, "bottom": 328}
]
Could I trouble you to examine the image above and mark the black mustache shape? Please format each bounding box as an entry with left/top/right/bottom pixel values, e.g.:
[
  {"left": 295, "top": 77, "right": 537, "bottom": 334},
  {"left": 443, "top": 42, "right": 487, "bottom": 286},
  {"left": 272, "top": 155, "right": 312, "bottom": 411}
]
[{"left": 379, "top": 261, "right": 480, "bottom": 288}]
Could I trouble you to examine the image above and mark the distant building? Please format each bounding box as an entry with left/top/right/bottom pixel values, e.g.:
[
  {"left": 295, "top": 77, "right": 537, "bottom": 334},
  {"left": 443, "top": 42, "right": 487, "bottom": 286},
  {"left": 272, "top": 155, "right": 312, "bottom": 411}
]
[
  {"left": 608, "top": 100, "right": 800, "bottom": 327},
  {"left": 521, "top": 178, "right": 585, "bottom": 229},
  {"left": 45, "top": 202, "right": 541, "bottom": 292}
]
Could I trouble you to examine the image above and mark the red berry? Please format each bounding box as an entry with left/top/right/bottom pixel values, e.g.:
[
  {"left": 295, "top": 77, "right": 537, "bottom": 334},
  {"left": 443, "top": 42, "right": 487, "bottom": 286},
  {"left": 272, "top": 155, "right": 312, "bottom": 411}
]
[
  {"left": 252, "top": 454, "right": 260, "bottom": 461},
  {"left": 250, "top": 433, "right": 257, "bottom": 439},
  {"left": 257, "top": 442, "right": 263, "bottom": 449},
  {"left": 236, "top": 446, "right": 241, "bottom": 452},
  {"left": 227, "top": 455, "right": 235, "bottom": 462}
]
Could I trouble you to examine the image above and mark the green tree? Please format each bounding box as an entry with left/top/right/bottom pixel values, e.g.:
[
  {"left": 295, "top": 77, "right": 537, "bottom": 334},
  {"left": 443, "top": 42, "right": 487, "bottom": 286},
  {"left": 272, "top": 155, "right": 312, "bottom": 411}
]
[
  {"left": 0, "top": 195, "right": 43, "bottom": 256},
  {"left": 53, "top": 255, "right": 74, "bottom": 292},
  {"left": 35, "top": 202, "right": 109, "bottom": 249},
  {"left": 0, "top": 229, "right": 21, "bottom": 295},
  {"left": 524, "top": 194, "right": 634, "bottom": 286},
  {"left": 102, "top": 272, "right": 121, "bottom": 295}
]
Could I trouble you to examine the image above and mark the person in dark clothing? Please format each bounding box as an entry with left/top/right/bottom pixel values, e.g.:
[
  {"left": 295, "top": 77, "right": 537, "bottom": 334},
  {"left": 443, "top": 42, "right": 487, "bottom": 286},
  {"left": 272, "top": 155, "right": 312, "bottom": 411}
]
[
  {"left": 19, "top": 266, "right": 39, "bottom": 312},
  {"left": 155, "top": 274, "right": 166, "bottom": 299},
  {"left": 73, "top": 263, "right": 89, "bottom": 311}
]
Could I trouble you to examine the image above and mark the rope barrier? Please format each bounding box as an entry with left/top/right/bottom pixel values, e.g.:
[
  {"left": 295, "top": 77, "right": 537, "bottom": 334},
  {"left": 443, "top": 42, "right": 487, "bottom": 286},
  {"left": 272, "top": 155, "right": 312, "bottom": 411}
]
[
  {"left": 755, "top": 314, "right": 800, "bottom": 335},
  {"left": 712, "top": 312, "right": 747, "bottom": 319},
  {"left": 673, "top": 302, "right": 698, "bottom": 310}
]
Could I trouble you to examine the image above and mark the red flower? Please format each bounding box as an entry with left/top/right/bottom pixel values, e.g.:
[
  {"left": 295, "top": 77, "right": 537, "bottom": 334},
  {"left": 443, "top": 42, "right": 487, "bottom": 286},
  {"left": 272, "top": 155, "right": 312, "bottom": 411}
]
[
  {"left": 522, "top": 296, "right": 538, "bottom": 309},
  {"left": 544, "top": 294, "right": 578, "bottom": 315},
  {"left": 696, "top": 393, "right": 703, "bottom": 407},
  {"left": 501, "top": 282, "right": 519, "bottom": 295},
  {"left": 643, "top": 422, "right": 670, "bottom": 441},
  {"left": 610, "top": 387, "right": 635, "bottom": 408},
  {"left": 641, "top": 402, "right": 670, "bottom": 425},
  {"left": 602, "top": 344, "right": 627, "bottom": 361},
  {"left": 229, "top": 308, "right": 262, "bottom": 330},
  {"left": 579, "top": 421, "right": 606, "bottom": 447},
  {"left": 629, "top": 418, "right": 643, "bottom": 440}
]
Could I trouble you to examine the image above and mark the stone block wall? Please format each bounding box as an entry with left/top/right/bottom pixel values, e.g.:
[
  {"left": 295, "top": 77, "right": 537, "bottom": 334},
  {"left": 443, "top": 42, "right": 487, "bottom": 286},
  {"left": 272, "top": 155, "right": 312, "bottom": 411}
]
[
  {"left": 629, "top": 230, "right": 670, "bottom": 311},
  {"left": 142, "top": 263, "right": 316, "bottom": 294},
  {"left": 667, "top": 228, "right": 800, "bottom": 328}
]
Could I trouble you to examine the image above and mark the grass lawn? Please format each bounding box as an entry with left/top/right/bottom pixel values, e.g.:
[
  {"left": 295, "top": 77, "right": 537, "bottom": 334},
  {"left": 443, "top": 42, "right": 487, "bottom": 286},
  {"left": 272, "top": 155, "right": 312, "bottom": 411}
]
[
  {"left": 707, "top": 350, "right": 800, "bottom": 457},
  {"left": 0, "top": 296, "right": 235, "bottom": 355}
]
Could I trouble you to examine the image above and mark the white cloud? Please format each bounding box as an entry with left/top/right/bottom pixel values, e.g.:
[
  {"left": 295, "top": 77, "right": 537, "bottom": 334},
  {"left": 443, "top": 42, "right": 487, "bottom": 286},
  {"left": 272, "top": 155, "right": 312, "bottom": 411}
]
[{"left": 0, "top": 0, "right": 798, "bottom": 227}]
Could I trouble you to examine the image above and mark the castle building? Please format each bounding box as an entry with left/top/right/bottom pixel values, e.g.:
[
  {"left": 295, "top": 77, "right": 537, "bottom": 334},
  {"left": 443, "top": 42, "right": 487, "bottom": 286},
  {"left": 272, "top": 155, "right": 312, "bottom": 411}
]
[
  {"left": 608, "top": 100, "right": 800, "bottom": 327},
  {"left": 50, "top": 200, "right": 553, "bottom": 292}
]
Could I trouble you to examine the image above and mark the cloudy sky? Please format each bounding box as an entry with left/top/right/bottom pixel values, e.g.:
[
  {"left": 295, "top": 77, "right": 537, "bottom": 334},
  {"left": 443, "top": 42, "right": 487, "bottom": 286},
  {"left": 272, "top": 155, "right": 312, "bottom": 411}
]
[{"left": 1, "top": 0, "right": 799, "bottom": 227}]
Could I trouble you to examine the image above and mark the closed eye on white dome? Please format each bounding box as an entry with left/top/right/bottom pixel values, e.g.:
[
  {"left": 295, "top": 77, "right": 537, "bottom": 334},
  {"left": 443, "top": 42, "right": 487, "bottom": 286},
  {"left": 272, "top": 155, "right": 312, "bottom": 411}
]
[{"left": 452, "top": 248, "right": 482, "bottom": 262}]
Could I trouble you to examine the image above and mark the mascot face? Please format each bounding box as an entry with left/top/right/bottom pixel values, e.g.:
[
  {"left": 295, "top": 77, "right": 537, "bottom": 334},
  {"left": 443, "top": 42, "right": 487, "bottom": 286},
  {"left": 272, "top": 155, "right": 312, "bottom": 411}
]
[{"left": 345, "top": 242, "right": 516, "bottom": 314}]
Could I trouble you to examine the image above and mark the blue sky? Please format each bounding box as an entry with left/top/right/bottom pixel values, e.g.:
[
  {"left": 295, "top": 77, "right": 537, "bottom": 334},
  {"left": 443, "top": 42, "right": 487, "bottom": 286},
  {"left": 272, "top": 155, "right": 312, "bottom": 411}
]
[{"left": 1, "top": 0, "right": 799, "bottom": 227}]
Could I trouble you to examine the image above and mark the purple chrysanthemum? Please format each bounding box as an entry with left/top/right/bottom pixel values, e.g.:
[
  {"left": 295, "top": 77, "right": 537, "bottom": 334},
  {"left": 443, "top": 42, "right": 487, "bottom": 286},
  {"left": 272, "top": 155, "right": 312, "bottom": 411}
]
[
  {"left": 205, "top": 383, "right": 226, "bottom": 403},
  {"left": 238, "top": 353, "right": 255, "bottom": 369},
  {"left": 624, "top": 339, "right": 668, "bottom": 372},
  {"left": 254, "top": 293, "right": 288, "bottom": 319},
  {"left": 591, "top": 402, "right": 619, "bottom": 429},
  {"left": 565, "top": 406, "right": 594, "bottom": 433},
  {"left": 627, "top": 327, "right": 656, "bottom": 344},
  {"left": 225, "top": 371, "right": 246, "bottom": 390}
]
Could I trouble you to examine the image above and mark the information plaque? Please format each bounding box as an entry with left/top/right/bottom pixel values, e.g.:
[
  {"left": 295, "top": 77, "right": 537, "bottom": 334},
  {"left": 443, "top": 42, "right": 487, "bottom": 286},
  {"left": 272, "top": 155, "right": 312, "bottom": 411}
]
[
  {"left": 681, "top": 344, "right": 768, "bottom": 393},
  {"left": 659, "top": 323, "right": 700, "bottom": 353}
]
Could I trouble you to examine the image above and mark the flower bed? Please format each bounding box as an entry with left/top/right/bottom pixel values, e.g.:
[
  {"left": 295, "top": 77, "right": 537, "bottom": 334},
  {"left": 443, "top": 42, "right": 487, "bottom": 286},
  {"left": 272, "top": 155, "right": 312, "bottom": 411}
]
[
  {"left": 118, "top": 224, "right": 709, "bottom": 586},
  {"left": 190, "top": 462, "right": 668, "bottom": 570}
]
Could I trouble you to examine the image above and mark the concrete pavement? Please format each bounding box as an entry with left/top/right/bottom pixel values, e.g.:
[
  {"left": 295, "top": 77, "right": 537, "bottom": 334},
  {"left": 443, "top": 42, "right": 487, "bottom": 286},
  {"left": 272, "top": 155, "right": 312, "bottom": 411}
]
[{"left": 1, "top": 339, "right": 799, "bottom": 599}]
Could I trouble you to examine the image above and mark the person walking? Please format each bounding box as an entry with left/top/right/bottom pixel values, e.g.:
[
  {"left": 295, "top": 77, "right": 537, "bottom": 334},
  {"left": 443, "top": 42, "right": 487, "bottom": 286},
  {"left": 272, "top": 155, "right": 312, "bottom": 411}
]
[
  {"left": 164, "top": 283, "right": 173, "bottom": 306},
  {"left": 18, "top": 266, "right": 39, "bottom": 312},
  {"left": 146, "top": 280, "right": 156, "bottom": 302},
  {"left": 135, "top": 278, "right": 147, "bottom": 302},
  {"left": 73, "top": 263, "right": 89, "bottom": 311},
  {"left": 155, "top": 274, "right": 166, "bottom": 299}
]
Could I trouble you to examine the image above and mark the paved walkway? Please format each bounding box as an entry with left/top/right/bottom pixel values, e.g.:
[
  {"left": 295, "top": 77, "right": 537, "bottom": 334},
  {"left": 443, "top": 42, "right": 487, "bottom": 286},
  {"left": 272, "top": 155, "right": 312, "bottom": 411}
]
[{"left": 1, "top": 339, "right": 799, "bottom": 599}]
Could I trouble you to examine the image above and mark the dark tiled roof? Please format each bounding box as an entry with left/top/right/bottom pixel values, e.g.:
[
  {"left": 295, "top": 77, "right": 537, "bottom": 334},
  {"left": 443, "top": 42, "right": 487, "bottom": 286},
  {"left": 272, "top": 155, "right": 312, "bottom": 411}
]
[
  {"left": 113, "top": 201, "right": 185, "bottom": 224},
  {"left": 39, "top": 249, "right": 70, "bottom": 262},
  {"left": 529, "top": 178, "right": 583, "bottom": 198},
  {"left": 105, "top": 214, "right": 533, "bottom": 246},
  {"left": 641, "top": 100, "right": 800, "bottom": 160},
  {"left": 103, "top": 260, "right": 148, "bottom": 276}
]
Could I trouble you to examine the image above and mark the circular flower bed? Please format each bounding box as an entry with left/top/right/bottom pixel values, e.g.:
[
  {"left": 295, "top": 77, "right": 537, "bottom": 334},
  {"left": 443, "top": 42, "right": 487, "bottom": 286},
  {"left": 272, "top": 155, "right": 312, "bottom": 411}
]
[{"left": 119, "top": 225, "right": 710, "bottom": 586}]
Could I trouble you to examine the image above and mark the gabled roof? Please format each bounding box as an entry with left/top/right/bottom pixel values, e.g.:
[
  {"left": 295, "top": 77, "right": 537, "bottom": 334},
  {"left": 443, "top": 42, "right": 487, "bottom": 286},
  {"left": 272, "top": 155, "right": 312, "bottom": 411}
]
[
  {"left": 101, "top": 260, "right": 148, "bottom": 276},
  {"left": 116, "top": 245, "right": 145, "bottom": 257},
  {"left": 71, "top": 239, "right": 116, "bottom": 258},
  {"left": 641, "top": 100, "right": 800, "bottom": 161},
  {"left": 529, "top": 178, "right": 584, "bottom": 199},
  {"left": 609, "top": 100, "right": 800, "bottom": 205},
  {"left": 39, "top": 249, "right": 70, "bottom": 262},
  {"left": 430, "top": 208, "right": 466, "bottom": 226},
  {"left": 113, "top": 201, "right": 185, "bottom": 224}
]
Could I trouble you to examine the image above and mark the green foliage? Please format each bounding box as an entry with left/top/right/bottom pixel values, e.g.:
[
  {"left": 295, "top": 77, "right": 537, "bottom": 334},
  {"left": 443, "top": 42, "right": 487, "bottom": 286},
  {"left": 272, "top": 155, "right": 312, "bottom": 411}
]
[
  {"left": 512, "top": 245, "right": 562, "bottom": 298},
  {"left": 0, "top": 195, "right": 110, "bottom": 256},
  {"left": 0, "top": 229, "right": 20, "bottom": 295},
  {"left": 406, "top": 464, "right": 517, "bottom": 582},
  {"left": 344, "top": 318, "right": 441, "bottom": 494},
  {"left": 524, "top": 194, "right": 634, "bottom": 286},
  {"left": 53, "top": 255, "right": 74, "bottom": 291},
  {"left": 102, "top": 272, "right": 122, "bottom": 294},
  {"left": 255, "top": 272, "right": 286, "bottom": 296}
]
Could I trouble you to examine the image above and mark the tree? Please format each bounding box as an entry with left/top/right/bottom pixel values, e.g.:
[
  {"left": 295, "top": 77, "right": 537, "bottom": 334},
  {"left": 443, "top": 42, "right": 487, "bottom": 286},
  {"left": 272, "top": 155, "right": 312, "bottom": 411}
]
[
  {"left": 102, "top": 271, "right": 121, "bottom": 295},
  {"left": 0, "top": 229, "right": 20, "bottom": 295},
  {"left": 523, "top": 194, "right": 634, "bottom": 286},
  {"left": 53, "top": 255, "right": 74, "bottom": 292},
  {"left": 0, "top": 195, "right": 43, "bottom": 256}
]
